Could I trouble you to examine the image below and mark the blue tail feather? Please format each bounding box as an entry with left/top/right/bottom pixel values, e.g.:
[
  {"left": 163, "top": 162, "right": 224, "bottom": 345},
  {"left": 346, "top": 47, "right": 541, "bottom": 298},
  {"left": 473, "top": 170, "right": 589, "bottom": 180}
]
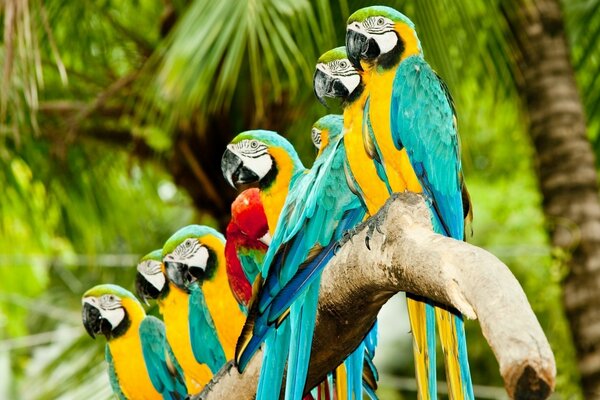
[{"left": 284, "top": 280, "right": 321, "bottom": 399}]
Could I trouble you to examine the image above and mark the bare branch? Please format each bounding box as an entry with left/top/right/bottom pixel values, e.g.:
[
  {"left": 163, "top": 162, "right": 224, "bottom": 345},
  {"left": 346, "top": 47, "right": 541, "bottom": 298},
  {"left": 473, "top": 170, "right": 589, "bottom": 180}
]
[{"left": 193, "top": 192, "right": 556, "bottom": 400}]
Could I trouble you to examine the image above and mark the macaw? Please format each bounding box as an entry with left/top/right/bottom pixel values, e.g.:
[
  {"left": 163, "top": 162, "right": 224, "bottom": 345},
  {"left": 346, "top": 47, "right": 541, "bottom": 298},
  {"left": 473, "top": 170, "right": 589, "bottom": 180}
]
[
  {"left": 221, "top": 130, "right": 305, "bottom": 235},
  {"left": 224, "top": 188, "right": 270, "bottom": 312},
  {"left": 342, "top": 6, "right": 475, "bottom": 400},
  {"left": 135, "top": 226, "right": 246, "bottom": 393},
  {"left": 313, "top": 47, "right": 391, "bottom": 215},
  {"left": 82, "top": 284, "right": 187, "bottom": 400},
  {"left": 221, "top": 119, "right": 368, "bottom": 400}
]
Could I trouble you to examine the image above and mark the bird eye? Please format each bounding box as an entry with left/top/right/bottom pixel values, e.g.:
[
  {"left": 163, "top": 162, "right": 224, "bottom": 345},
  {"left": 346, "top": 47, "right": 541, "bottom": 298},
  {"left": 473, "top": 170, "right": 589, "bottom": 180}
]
[
  {"left": 378, "top": 18, "right": 385, "bottom": 25},
  {"left": 340, "top": 61, "right": 348, "bottom": 68},
  {"left": 250, "top": 140, "right": 259, "bottom": 149}
]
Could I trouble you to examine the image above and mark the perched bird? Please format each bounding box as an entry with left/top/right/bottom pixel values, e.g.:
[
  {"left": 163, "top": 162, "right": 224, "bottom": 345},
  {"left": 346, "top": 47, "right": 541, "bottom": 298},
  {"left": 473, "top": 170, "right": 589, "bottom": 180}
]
[
  {"left": 311, "top": 118, "right": 379, "bottom": 400},
  {"left": 313, "top": 47, "right": 391, "bottom": 215},
  {"left": 221, "top": 119, "right": 367, "bottom": 399},
  {"left": 343, "top": 6, "right": 474, "bottom": 399},
  {"left": 135, "top": 226, "right": 246, "bottom": 393},
  {"left": 224, "top": 188, "right": 270, "bottom": 312},
  {"left": 82, "top": 284, "right": 187, "bottom": 400},
  {"left": 221, "top": 130, "right": 304, "bottom": 234}
]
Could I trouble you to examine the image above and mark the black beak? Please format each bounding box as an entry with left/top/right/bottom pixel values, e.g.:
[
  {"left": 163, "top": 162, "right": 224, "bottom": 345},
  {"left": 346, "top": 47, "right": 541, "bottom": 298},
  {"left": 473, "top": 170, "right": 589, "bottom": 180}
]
[
  {"left": 313, "top": 68, "right": 350, "bottom": 107},
  {"left": 82, "top": 303, "right": 100, "bottom": 339},
  {"left": 164, "top": 261, "right": 196, "bottom": 290},
  {"left": 82, "top": 303, "right": 112, "bottom": 339},
  {"left": 346, "top": 29, "right": 380, "bottom": 70},
  {"left": 221, "top": 148, "right": 260, "bottom": 189},
  {"left": 135, "top": 272, "right": 160, "bottom": 305},
  {"left": 346, "top": 29, "right": 368, "bottom": 71}
]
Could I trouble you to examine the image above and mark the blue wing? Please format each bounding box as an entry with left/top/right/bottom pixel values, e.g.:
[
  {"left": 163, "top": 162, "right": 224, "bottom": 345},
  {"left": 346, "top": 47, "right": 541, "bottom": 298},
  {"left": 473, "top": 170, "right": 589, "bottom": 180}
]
[
  {"left": 188, "top": 285, "right": 227, "bottom": 373},
  {"left": 105, "top": 346, "right": 127, "bottom": 400},
  {"left": 390, "top": 55, "right": 464, "bottom": 239},
  {"left": 237, "top": 136, "right": 366, "bottom": 400},
  {"left": 139, "top": 316, "right": 188, "bottom": 400},
  {"left": 391, "top": 55, "right": 474, "bottom": 399}
]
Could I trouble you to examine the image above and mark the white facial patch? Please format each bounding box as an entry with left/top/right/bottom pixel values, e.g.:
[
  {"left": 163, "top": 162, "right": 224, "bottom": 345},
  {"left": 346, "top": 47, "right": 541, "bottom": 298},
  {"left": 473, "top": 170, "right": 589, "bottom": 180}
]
[
  {"left": 83, "top": 295, "right": 125, "bottom": 330},
  {"left": 227, "top": 142, "right": 273, "bottom": 181},
  {"left": 311, "top": 128, "right": 322, "bottom": 150},
  {"left": 137, "top": 259, "right": 166, "bottom": 291},
  {"left": 373, "top": 30, "right": 398, "bottom": 54},
  {"left": 363, "top": 16, "right": 398, "bottom": 55},
  {"left": 167, "top": 238, "right": 210, "bottom": 272},
  {"left": 338, "top": 74, "right": 360, "bottom": 95},
  {"left": 322, "top": 58, "right": 360, "bottom": 95}
]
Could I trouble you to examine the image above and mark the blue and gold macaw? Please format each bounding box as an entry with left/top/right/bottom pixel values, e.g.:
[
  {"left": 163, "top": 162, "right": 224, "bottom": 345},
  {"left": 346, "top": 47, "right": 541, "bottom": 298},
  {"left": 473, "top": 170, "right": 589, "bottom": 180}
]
[
  {"left": 135, "top": 227, "right": 246, "bottom": 394},
  {"left": 82, "top": 284, "right": 187, "bottom": 400},
  {"left": 343, "top": 6, "right": 474, "bottom": 400},
  {"left": 221, "top": 120, "right": 375, "bottom": 399}
]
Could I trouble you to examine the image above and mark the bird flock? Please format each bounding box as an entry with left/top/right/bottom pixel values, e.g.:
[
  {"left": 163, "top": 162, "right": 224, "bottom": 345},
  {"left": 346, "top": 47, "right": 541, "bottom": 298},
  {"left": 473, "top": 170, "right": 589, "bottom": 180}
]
[{"left": 81, "top": 5, "right": 475, "bottom": 400}]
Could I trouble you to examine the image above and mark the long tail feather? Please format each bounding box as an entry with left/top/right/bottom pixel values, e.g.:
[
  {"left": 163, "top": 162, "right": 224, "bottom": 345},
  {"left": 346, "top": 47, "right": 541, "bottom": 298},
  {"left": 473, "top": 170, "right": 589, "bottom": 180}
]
[
  {"left": 436, "top": 309, "right": 474, "bottom": 400},
  {"left": 256, "top": 319, "right": 290, "bottom": 400},
  {"left": 285, "top": 280, "right": 321, "bottom": 399},
  {"left": 406, "top": 296, "right": 436, "bottom": 400}
]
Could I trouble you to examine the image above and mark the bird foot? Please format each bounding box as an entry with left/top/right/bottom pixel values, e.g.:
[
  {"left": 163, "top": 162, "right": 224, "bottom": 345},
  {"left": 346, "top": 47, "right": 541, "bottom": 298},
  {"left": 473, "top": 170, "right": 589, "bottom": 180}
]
[
  {"left": 364, "top": 211, "right": 386, "bottom": 250},
  {"left": 335, "top": 211, "right": 386, "bottom": 253}
]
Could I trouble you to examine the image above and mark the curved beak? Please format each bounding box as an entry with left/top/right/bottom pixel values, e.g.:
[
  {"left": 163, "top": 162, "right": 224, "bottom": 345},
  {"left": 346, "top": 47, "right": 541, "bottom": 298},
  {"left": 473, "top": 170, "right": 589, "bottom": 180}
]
[
  {"left": 135, "top": 272, "right": 159, "bottom": 305},
  {"left": 82, "top": 302, "right": 100, "bottom": 339},
  {"left": 164, "top": 261, "right": 196, "bottom": 290},
  {"left": 346, "top": 29, "right": 380, "bottom": 70},
  {"left": 313, "top": 68, "right": 349, "bottom": 107},
  {"left": 82, "top": 302, "right": 112, "bottom": 339},
  {"left": 346, "top": 28, "right": 367, "bottom": 71},
  {"left": 221, "top": 148, "right": 260, "bottom": 189}
]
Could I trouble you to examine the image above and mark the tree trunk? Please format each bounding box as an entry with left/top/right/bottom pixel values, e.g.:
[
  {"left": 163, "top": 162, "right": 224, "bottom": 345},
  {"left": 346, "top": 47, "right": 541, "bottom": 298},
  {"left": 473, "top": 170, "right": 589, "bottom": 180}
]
[{"left": 503, "top": 0, "right": 600, "bottom": 396}]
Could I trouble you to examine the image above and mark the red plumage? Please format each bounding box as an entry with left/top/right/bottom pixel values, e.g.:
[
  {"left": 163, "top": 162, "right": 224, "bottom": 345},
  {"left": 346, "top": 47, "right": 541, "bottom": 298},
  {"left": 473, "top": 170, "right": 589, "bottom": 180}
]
[{"left": 225, "top": 188, "right": 269, "bottom": 310}]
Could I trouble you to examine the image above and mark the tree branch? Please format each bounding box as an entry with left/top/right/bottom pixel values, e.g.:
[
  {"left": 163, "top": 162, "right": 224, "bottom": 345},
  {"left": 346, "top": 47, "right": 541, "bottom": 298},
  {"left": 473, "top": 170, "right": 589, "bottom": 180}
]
[{"left": 194, "top": 192, "right": 556, "bottom": 400}]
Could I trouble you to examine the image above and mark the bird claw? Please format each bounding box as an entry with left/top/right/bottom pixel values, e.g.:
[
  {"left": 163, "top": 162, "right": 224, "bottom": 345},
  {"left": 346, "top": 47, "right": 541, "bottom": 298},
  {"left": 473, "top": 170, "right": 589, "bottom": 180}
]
[
  {"left": 335, "top": 226, "right": 361, "bottom": 254},
  {"left": 364, "top": 212, "right": 386, "bottom": 251}
]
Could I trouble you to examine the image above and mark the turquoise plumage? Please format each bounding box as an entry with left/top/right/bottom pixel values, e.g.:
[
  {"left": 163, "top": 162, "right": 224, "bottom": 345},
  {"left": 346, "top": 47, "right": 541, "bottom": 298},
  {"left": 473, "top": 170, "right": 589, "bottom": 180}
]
[
  {"left": 139, "top": 317, "right": 188, "bottom": 400},
  {"left": 390, "top": 56, "right": 464, "bottom": 239},
  {"left": 188, "top": 285, "right": 227, "bottom": 373},
  {"left": 105, "top": 318, "right": 187, "bottom": 400}
]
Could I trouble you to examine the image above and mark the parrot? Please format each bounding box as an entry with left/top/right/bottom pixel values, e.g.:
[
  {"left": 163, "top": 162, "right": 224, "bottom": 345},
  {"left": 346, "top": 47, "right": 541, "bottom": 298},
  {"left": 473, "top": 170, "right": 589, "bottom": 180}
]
[
  {"left": 81, "top": 284, "right": 187, "bottom": 400},
  {"left": 224, "top": 188, "right": 270, "bottom": 312},
  {"left": 342, "top": 6, "right": 475, "bottom": 400},
  {"left": 220, "top": 118, "right": 370, "bottom": 400},
  {"left": 135, "top": 226, "right": 246, "bottom": 394}
]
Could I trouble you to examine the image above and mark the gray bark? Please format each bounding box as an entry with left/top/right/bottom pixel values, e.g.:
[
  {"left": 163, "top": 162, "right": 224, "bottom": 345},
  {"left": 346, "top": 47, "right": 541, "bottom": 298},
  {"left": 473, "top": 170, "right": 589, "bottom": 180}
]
[{"left": 194, "top": 193, "right": 556, "bottom": 400}]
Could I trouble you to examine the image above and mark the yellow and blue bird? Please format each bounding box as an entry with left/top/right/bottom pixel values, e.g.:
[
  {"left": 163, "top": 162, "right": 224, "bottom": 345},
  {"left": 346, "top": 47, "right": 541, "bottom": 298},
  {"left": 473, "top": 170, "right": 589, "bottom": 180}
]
[
  {"left": 343, "top": 6, "right": 474, "bottom": 400},
  {"left": 223, "top": 121, "right": 378, "bottom": 399},
  {"left": 135, "top": 227, "right": 246, "bottom": 394},
  {"left": 221, "top": 119, "right": 369, "bottom": 400},
  {"left": 82, "top": 284, "right": 187, "bottom": 400}
]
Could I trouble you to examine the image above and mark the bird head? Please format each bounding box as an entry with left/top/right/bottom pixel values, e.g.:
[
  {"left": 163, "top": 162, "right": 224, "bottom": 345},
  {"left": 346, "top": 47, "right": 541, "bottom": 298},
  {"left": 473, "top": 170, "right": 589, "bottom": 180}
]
[
  {"left": 230, "top": 188, "right": 271, "bottom": 246},
  {"left": 135, "top": 249, "right": 166, "bottom": 305},
  {"left": 82, "top": 284, "right": 143, "bottom": 341},
  {"left": 346, "top": 6, "right": 421, "bottom": 71},
  {"left": 221, "top": 130, "right": 303, "bottom": 190},
  {"left": 313, "top": 46, "right": 363, "bottom": 107},
  {"left": 162, "top": 225, "right": 224, "bottom": 291},
  {"left": 311, "top": 114, "right": 344, "bottom": 158}
]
